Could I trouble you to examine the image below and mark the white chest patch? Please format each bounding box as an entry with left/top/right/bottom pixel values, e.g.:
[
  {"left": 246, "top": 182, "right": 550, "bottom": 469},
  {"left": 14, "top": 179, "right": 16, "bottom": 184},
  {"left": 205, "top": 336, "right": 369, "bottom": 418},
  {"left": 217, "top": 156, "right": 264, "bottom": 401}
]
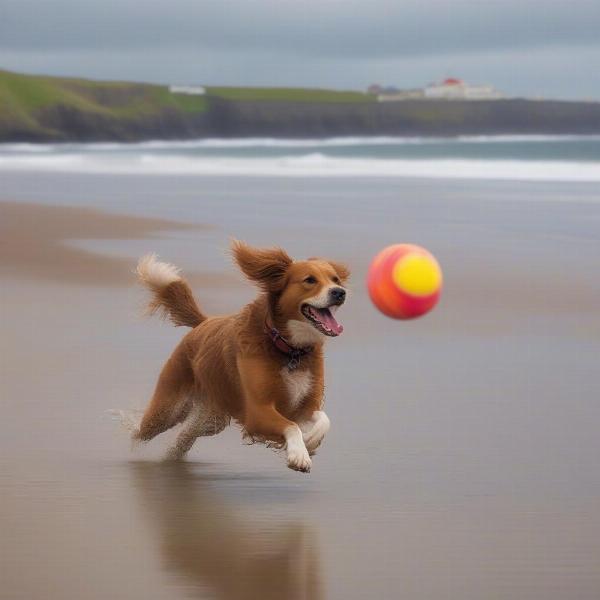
[{"left": 281, "top": 368, "right": 313, "bottom": 410}]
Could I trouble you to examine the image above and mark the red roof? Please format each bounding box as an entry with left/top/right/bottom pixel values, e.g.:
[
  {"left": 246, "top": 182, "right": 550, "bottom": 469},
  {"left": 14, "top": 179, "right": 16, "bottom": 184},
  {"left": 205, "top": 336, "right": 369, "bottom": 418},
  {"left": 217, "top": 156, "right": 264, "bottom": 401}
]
[{"left": 443, "top": 78, "right": 462, "bottom": 86}]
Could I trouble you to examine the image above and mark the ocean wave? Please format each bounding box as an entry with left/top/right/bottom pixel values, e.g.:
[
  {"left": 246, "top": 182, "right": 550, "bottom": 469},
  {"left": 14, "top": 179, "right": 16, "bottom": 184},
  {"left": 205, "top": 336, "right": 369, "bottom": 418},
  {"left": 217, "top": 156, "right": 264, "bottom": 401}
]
[
  {"left": 0, "top": 151, "right": 599, "bottom": 181},
  {"left": 0, "top": 143, "right": 55, "bottom": 152},
  {"left": 2, "top": 134, "right": 600, "bottom": 153}
]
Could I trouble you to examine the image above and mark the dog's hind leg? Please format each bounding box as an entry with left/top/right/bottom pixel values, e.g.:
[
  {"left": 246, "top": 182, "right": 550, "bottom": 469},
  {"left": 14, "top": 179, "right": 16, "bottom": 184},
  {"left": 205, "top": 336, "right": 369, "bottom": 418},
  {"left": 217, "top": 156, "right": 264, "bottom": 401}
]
[
  {"left": 136, "top": 343, "right": 194, "bottom": 443},
  {"left": 164, "top": 402, "right": 203, "bottom": 461},
  {"left": 165, "top": 400, "right": 229, "bottom": 461}
]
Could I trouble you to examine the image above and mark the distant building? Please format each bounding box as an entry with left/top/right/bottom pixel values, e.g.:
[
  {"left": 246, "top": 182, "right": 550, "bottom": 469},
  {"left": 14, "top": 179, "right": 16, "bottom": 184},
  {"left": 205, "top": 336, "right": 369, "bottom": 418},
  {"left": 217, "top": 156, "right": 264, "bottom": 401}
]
[
  {"left": 169, "top": 85, "right": 206, "bottom": 95},
  {"left": 369, "top": 78, "right": 504, "bottom": 102},
  {"left": 424, "top": 78, "right": 503, "bottom": 100}
]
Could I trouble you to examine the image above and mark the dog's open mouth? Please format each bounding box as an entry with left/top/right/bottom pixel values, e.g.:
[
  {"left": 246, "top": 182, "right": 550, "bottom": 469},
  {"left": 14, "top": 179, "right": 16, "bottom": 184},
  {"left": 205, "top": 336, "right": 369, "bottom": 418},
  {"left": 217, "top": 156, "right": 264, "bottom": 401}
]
[{"left": 301, "top": 304, "right": 343, "bottom": 336}]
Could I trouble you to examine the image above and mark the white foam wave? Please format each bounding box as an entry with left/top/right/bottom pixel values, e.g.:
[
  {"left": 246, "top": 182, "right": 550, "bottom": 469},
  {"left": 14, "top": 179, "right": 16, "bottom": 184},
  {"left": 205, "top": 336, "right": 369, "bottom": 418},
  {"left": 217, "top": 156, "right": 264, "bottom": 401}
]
[
  {"left": 0, "top": 151, "right": 599, "bottom": 181},
  {"left": 0, "top": 143, "right": 55, "bottom": 152},
  {"left": 1, "top": 134, "right": 599, "bottom": 153}
]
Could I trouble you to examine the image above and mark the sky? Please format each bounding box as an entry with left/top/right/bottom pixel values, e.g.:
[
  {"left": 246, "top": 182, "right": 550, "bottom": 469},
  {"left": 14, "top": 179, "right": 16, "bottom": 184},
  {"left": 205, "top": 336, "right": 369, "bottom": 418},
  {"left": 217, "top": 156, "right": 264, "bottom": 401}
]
[{"left": 1, "top": 0, "right": 599, "bottom": 99}]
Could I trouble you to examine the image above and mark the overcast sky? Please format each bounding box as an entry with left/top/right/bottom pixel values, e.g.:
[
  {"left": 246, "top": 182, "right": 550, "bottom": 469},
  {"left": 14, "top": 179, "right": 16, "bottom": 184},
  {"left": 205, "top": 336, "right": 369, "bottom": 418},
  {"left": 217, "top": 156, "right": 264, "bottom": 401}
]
[{"left": 1, "top": 0, "right": 599, "bottom": 98}]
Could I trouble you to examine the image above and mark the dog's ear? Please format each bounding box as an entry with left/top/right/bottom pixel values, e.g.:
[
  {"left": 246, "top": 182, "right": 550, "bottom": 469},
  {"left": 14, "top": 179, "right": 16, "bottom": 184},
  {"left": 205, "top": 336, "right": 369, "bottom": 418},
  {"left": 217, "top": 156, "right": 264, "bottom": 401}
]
[
  {"left": 231, "top": 240, "right": 293, "bottom": 292},
  {"left": 328, "top": 260, "right": 350, "bottom": 283}
]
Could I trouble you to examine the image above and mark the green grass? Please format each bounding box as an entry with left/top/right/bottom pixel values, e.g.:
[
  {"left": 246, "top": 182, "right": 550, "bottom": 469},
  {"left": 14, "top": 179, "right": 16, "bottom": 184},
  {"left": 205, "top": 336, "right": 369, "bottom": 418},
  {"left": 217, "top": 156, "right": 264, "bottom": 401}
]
[
  {"left": 0, "top": 70, "right": 372, "bottom": 139},
  {"left": 0, "top": 69, "right": 208, "bottom": 137},
  {"left": 0, "top": 69, "right": 376, "bottom": 140},
  {"left": 206, "top": 86, "right": 373, "bottom": 103}
]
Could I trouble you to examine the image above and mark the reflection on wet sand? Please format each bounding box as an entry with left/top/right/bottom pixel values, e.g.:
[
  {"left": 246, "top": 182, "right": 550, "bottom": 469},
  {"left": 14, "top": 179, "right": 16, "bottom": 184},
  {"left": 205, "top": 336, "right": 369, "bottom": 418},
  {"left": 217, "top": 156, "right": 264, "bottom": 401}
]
[{"left": 130, "top": 462, "right": 322, "bottom": 600}]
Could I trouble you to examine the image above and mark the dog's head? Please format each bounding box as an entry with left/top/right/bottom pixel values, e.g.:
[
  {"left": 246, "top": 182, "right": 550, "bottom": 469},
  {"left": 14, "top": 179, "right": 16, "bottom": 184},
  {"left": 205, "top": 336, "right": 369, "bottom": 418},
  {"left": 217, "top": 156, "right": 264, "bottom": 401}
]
[{"left": 232, "top": 240, "right": 350, "bottom": 346}]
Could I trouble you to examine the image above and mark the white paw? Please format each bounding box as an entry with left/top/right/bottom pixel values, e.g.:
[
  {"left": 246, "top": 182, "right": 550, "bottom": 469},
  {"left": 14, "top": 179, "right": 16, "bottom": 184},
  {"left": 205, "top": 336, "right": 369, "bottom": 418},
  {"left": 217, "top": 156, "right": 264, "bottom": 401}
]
[
  {"left": 301, "top": 411, "right": 330, "bottom": 453},
  {"left": 285, "top": 425, "right": 312, "bottom": 473},
  {"left": 287, "top": 444, "right": 312, "bottom": 473}
]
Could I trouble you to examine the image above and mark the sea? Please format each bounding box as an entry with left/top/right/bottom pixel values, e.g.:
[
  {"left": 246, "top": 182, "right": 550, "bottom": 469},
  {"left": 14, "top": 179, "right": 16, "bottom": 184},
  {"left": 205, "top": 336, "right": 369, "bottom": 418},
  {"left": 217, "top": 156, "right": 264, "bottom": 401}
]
[{"left": 1, "top": 134, "right": 599, "bottom": 181}]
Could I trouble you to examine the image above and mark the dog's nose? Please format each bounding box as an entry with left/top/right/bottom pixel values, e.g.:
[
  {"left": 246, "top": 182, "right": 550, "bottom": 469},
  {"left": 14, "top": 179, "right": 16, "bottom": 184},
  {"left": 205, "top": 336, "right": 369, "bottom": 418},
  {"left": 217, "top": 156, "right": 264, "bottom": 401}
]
[{"left": 329, "top": 287, "right": 346, "bottom": 305}]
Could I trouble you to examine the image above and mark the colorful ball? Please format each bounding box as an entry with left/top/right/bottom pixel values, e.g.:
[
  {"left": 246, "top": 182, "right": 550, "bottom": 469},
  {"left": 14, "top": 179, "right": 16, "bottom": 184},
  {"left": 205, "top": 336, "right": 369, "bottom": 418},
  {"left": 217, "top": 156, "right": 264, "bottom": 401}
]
[{"left": 367, "top": 244, "right": 442, "bottom": 319}]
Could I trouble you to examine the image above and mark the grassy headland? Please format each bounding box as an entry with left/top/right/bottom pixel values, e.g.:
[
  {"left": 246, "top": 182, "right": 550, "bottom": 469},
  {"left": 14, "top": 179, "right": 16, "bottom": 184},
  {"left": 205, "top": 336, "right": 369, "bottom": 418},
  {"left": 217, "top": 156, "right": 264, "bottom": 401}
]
[
  {"left": 206, "top": 86, "right": 373, "bottom": 103},
  {"left": 1, "top": 68, "right": 599, "bottom": 142},
  {"left": 0, "top": 69, "right": 208, "bottom": 141}
]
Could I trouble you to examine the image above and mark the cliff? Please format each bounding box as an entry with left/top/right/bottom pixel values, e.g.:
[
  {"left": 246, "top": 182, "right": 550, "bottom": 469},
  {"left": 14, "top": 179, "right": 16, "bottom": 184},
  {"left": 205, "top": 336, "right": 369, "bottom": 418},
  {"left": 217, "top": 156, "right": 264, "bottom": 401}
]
[{"left": 1, "top": 69, "right": 599, "bottom": 142}]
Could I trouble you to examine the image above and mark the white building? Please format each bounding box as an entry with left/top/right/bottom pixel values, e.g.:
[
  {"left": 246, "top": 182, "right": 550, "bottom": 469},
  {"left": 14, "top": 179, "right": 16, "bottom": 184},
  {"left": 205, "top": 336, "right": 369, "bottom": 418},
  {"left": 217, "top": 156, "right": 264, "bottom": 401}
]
[
  {"left": 424, "top": 78, "right": 504, "bottom": 100},
  {"left": 169, "top": 85, "right": 206, "bottom": 95}
]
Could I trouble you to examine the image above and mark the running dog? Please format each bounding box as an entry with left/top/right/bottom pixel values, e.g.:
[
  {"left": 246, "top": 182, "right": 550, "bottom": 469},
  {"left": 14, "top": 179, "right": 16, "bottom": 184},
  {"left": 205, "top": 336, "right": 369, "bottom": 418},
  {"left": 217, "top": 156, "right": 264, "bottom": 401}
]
[{"left": 129, "top": 241, "right": 349, "bottom": 472}]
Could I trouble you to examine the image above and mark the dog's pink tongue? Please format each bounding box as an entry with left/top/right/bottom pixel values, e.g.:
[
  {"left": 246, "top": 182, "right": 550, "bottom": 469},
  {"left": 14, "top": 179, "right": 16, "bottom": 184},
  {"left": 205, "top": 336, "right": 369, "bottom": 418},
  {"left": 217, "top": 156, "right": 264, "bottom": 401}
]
[{"left": 319, "top": 308, "right": 344, "bottom": 335}]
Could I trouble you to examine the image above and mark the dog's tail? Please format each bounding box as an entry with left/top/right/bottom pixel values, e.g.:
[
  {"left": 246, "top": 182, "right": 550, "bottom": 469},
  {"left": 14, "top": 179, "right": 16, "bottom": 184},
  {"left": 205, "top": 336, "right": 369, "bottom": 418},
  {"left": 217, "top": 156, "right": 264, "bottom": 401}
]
[{"left": 136, "top": 254, "right": 206, "bottom": 328}]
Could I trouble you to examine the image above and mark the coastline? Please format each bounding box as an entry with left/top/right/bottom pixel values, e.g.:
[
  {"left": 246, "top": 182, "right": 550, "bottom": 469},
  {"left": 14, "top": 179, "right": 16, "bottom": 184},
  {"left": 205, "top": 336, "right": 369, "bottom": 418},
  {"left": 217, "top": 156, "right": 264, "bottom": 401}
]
[{"left": 2, "top": 135, "right": 599, "bottom": 183}]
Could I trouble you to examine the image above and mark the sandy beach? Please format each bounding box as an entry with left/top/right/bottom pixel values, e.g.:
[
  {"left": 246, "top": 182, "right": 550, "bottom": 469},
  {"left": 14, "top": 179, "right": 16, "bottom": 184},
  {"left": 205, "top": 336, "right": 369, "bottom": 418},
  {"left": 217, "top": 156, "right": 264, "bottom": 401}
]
[{"left": 2, "top": 175, "right": 600, "bottom": 599}]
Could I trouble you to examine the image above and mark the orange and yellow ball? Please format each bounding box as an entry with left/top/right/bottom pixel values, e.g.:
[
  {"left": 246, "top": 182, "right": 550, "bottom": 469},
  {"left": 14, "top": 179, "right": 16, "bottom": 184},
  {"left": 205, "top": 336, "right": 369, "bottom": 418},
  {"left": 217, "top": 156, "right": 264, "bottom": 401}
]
[{"left": 367, "top": 244, "right": 442, "bottom": 319}]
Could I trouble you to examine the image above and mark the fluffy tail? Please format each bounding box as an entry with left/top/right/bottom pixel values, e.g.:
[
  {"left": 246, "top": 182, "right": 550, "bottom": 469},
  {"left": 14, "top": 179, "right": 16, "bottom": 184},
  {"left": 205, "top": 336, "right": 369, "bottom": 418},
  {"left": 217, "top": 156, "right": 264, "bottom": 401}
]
[{"left": 136, "top": 254, "right": 206, "bottom": 328}]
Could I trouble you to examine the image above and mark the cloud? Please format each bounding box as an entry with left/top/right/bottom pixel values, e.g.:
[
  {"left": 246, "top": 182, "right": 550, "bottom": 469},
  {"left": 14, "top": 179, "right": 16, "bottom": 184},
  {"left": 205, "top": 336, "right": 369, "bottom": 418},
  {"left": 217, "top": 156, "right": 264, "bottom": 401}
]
[
  {"left": 2, "top": 0, "right": 599, "bottom": 57},
  {"left": 1, "top": 0, "right": 599, "bottom": 97}
]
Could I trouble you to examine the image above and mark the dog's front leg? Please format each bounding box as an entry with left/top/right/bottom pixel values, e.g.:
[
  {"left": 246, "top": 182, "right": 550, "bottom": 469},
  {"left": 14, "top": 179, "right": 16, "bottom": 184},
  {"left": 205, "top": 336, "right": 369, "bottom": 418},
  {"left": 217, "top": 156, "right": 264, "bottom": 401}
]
[
  {"left": 248, "top": 406, "right": 312, "bottom": 472},
  {"left": 299, "top": 411, "right": 330, "bottom": 454},
  {"left": 238, "top": 356, "right": 312, "bottom": 473}
]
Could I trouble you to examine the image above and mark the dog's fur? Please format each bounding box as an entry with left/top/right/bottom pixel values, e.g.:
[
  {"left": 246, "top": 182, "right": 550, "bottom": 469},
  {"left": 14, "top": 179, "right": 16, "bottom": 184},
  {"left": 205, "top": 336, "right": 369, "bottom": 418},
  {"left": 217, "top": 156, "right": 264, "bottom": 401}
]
[{"left": 129, "top": 241, "right": 349, "bottom": 472}]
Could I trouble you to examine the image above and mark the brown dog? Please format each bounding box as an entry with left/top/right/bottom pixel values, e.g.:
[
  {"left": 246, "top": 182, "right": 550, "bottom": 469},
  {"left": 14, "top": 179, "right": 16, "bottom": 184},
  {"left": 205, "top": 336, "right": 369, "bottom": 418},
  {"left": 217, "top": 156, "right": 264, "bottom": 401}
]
[{"left": 129, "top": 241, "right": 349, "bottom": 472}]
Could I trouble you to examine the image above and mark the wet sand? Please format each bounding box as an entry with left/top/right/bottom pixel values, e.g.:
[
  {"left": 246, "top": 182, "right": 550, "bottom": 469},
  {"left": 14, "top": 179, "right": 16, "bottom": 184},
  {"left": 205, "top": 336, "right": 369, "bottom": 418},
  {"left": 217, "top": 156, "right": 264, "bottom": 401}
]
[
  {"left": 2, "top": 178, "right": 600, "bottom": 600},
  {"left": 0, "top": 201, "right": 237, "bottom": 288}
]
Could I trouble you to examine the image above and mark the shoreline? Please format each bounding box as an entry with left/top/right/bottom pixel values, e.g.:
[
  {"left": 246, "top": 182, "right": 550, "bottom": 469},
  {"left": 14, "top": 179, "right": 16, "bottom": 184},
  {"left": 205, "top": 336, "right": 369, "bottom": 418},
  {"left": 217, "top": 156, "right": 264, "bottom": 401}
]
[{"left": 1, "top": 135, "right": 598, "bottom": 184}]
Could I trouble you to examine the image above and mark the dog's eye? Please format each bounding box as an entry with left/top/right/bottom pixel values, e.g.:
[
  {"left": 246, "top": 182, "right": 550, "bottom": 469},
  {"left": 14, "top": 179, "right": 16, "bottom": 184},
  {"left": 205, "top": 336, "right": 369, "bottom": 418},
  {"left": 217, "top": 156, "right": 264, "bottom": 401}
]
[
  {"left": 332, "top": 276, "right": 340, "bottom": 284},
  {"left": 303, "top": 276, "right": 317, "bottom": 284}
]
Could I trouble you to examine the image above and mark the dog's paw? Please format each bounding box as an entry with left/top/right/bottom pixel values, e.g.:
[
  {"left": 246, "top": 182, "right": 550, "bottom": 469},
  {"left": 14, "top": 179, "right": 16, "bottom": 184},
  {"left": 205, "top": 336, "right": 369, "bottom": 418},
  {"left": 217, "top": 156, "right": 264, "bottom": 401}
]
[
  {"left": 301, "top": 411, "right": 330, "bottom": 453},
  {"left": 286, "top": 445, "right": 312, "bottom": 473},
  {"left": 164, "top": 447, "right": 186, "bottom": 462}
]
